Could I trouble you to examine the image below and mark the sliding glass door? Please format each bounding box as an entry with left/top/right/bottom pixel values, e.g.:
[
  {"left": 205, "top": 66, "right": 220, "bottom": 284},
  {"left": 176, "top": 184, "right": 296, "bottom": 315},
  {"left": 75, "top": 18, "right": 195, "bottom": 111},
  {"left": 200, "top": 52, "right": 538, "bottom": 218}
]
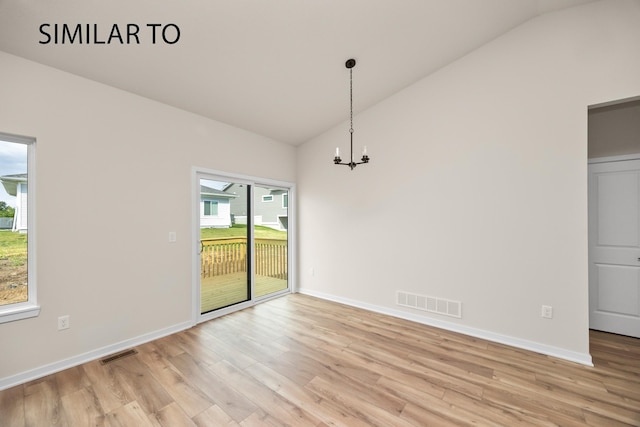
[
  {"left": 196, "top": 172, "right": 291, "bottom": 319},
  {"left": 199, "top": 178, "right": 250, "bottom": 314},
  {"left": 253, "top": 184, "right": 288, "bottom": 298}
]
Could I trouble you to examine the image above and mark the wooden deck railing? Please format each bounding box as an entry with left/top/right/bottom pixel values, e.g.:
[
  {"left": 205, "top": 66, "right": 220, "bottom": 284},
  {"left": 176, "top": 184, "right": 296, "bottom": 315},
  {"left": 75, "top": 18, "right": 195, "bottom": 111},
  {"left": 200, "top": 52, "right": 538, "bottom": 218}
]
[
  {"left": 255, "top": 238, "right": 288, "bottom": 280},
  {"left": 201, "top": 237, "right": 287, "bottom": 280}
]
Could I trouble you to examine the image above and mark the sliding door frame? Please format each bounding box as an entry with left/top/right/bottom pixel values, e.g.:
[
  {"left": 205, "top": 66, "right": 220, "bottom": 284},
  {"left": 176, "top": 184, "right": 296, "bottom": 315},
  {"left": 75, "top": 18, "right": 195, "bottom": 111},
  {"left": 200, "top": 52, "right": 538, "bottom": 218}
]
[{"left": 191, "top": 166, "right": 295, "bottom": 325}]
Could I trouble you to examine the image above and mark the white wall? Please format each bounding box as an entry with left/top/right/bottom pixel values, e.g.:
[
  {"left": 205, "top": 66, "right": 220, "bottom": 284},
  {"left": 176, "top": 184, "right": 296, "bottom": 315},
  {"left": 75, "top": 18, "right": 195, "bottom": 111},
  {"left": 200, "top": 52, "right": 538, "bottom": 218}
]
[
  {"left": 298, "top": 0, "right": 640, "bottom": 362},
  {"left": 0, "top": 51, "right": 295, "bottom": 383}
]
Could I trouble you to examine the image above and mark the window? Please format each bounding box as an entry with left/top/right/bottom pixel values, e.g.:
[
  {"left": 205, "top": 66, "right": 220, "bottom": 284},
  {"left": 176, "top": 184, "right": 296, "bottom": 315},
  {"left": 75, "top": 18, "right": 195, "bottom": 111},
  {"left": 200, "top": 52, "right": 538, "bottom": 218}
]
[
  {"left": 204, "top": 200, "right": 218, "bottom": 216},
  {"left": 0, "top": 133, "right": 39, "bottom": 323},
  {"left": 282, "top": 192, "right": 288, "bottom": 209},
  {"left": 262, "top": 195, "right": 273, "bottom": 202}
]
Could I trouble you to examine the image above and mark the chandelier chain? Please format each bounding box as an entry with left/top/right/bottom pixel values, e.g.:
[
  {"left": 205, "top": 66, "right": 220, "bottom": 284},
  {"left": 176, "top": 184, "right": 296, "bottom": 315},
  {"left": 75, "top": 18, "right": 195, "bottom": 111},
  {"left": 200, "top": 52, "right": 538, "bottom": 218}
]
[{"left": 349, "top": 68, "right": 354, "bottom": 134}]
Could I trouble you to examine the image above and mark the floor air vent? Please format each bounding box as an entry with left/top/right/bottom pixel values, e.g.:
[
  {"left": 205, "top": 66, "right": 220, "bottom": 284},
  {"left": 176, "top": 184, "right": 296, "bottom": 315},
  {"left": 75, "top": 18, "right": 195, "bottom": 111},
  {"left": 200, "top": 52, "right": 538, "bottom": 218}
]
[
  {"left": 100, "top": 349, "right": 138, "bottom": 365},
  {"left": 397, "top": 291, "right": 462, "bottom": 319}
]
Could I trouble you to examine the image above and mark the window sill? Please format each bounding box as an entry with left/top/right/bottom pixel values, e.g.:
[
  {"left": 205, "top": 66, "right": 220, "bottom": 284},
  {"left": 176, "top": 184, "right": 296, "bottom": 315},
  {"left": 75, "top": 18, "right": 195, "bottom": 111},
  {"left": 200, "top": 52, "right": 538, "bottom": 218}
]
[{"left": 0, "top": 304, "right": 41, "bottom": 324}]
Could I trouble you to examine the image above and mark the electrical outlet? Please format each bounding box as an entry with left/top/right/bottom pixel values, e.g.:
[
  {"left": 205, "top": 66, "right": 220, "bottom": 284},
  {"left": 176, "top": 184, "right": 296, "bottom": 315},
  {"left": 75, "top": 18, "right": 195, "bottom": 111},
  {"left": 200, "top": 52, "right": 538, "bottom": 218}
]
[
  {"left": 541, "top": 305, "right": 553, "bottom": 319},
  {"left": 58, "top": 315, "right": 70, "bottom": 330},
  {"left": 168, "top": 231, "right": 176, "bottom": 243}
]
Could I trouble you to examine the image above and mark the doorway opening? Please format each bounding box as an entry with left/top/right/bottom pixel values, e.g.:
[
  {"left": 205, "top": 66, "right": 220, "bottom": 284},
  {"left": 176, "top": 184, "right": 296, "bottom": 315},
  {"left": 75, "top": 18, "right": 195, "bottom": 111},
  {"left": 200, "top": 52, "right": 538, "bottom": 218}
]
[{"left": 588, "top": 96, "right": 640, "bottom": 340}]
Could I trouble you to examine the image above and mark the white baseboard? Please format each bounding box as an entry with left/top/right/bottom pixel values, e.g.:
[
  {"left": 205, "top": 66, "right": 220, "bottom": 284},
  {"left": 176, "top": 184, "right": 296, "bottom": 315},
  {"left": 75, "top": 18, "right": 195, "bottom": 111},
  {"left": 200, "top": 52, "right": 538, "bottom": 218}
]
[
  {"left": 298, "top": 288, "right": 593, "bottom": 367},
  {"left": 0, "top": 320, "right": 193, "bottom": 391}
]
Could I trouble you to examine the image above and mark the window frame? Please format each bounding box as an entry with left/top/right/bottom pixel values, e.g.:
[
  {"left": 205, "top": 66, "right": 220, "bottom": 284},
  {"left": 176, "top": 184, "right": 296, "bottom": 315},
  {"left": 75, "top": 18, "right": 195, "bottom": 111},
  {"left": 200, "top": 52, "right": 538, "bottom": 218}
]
[
  {"left": 261, "top": 195, "right": 273, "bottom": 202},
  {"left": 203, "top": 200, "right": 219, "bottom": 216},
  {"left": 0, "top": 132, "right": 39, "bottom": 324}
]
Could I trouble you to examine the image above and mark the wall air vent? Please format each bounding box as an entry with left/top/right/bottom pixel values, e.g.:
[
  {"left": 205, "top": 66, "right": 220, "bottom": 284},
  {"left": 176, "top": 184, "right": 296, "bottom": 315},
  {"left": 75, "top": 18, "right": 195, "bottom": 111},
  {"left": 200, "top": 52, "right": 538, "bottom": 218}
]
[{"left": 397, "top": 291, "right": 462, "bottom": 319}]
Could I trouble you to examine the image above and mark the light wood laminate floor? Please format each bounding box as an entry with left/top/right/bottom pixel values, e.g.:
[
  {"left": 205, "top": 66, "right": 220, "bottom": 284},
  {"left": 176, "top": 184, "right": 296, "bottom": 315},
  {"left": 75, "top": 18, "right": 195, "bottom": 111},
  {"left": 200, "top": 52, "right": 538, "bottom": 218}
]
[{"left": 1, "top": 294, "right": 639, "bottom": 426}]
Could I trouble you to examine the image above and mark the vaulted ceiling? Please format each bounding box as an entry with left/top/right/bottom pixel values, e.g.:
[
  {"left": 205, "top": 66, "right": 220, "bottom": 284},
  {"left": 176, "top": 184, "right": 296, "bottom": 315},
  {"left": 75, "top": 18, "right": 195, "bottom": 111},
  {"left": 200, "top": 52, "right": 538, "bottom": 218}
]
[{"left": 0, "top": 0, "right": 595, "bottom": 145}]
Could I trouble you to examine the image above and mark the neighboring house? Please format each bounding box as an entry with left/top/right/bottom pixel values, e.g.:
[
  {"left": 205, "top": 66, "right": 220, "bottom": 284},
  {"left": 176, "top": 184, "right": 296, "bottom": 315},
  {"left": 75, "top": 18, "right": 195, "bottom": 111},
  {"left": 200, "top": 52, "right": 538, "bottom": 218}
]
[
  {"left": 200, "top": 185, "right": 237, "bottom": 228},
  {"left": 224, "top": 183, "right": 288, "bottom": 230},
  {"left": 0, "top": 173, "right": 27, "bottom": 232}
]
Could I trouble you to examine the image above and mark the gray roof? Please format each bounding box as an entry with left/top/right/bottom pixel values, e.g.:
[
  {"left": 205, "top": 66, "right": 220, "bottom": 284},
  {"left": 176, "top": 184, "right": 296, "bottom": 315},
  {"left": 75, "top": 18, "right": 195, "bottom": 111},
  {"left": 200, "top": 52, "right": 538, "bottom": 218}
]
[
  {"left": 0, "top": 173, "right": 27, "bottom": 180},
  {"left": 0, "top": 173, "right": 27, "bottom": 197},
  {"left": 201, "top": 185, "right": 237, "bottom": 198}
]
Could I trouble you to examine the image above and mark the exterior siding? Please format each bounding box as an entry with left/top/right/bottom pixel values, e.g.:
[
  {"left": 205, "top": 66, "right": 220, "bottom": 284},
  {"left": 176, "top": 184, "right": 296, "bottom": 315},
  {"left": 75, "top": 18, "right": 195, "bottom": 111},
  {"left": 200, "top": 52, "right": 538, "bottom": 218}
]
[
  {"left": 14, "top": 183, "right": 27, "bottom": 232},
  {"left": 200, "top": 198, "right": 232, "bottom": 228},
  {"left": 225, "top": 183, "right": 249, "bottom": 220},
  {"left": 226, "top": 184, "right": 288, "bottom": 230},
  {"left": 255, "top": 188, "right": 288, "bottom": 228}
]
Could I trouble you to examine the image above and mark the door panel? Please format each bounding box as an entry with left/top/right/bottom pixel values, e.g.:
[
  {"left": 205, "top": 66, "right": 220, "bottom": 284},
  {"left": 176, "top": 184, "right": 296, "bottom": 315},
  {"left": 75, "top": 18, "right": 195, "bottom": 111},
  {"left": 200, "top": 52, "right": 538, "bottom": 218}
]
[
  {"left": 199, "top": 178, "right": 250, "bottom": 313},
  {"left": 596, "top": 265, "right": 639, "bottom": 315},
  {"left": 253, "top": 185, "right": 288, "bottom": 298},
  {"left": 589, "top": 159, "right": 640, "bottom": 338},
  {"left": 596, "top": 172, "right": 638, "bottom": 246}
]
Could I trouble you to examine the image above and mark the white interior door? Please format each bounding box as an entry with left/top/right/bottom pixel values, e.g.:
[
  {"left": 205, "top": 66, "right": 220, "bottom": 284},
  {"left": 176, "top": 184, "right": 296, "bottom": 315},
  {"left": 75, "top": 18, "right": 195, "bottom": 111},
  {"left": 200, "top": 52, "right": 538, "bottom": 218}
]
[{"left": 589, "top": 159, "right": 640, "bottom": 338}]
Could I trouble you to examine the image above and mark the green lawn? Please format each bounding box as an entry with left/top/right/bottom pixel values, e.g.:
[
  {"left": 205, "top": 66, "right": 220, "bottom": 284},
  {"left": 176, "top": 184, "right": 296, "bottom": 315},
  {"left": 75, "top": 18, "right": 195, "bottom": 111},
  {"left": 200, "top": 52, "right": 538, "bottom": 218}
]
[
  {"left": 0, "top": 230, "right": 27, "bottom": 266},
  {"left": 201, "top": 224, "right": 286, "bottom": 240}
]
